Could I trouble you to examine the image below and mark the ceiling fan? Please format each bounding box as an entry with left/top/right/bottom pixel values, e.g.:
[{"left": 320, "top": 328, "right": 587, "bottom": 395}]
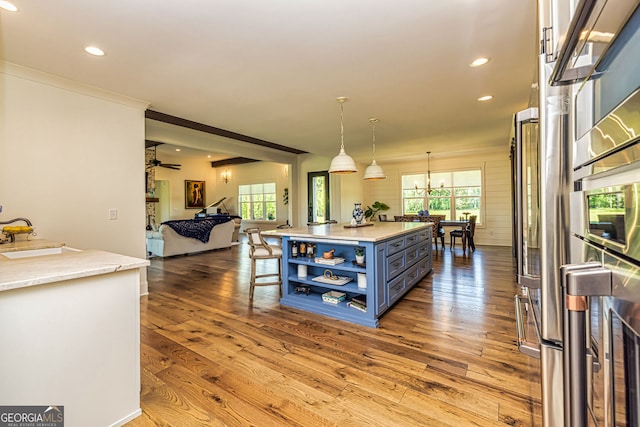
[{"left": 147, "top": 145, "right": 181, "bottom": 170}]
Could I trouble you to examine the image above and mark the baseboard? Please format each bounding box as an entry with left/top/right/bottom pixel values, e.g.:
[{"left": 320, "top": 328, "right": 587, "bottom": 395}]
[{"left": 109, "top": 408, "right": 142, "bottom": 427}]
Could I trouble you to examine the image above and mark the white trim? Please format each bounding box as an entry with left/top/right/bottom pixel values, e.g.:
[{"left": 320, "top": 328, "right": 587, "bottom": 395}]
[{"left": 0, "top": 61, "right": 149, "bottom": 110}]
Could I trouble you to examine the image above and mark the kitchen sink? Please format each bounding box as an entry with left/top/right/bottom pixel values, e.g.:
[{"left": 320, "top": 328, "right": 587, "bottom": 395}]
[{"left": 1, "top": 246, "right": 81, "bottom": 259}]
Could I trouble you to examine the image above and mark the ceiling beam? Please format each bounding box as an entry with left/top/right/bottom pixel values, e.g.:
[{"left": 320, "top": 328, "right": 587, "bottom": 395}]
[
  {"left": 145, "top": 139, "right": 164, "bottom": 148},
  {"left": 211, "top": 157, "right": 260, "bottom": 168},
  {"left": 145, "top": 110, "right": 307, "bottom": 155}
]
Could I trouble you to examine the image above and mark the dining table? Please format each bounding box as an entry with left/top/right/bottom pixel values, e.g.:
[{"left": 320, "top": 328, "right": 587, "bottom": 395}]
[{"left": 439, "top": 219, "right": 470, "bottom": 251}]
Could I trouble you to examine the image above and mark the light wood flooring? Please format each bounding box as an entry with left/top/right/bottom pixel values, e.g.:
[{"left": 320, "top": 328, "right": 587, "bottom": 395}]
[{"left": 126, "top": 241, "right": 542, "bottom": 426}]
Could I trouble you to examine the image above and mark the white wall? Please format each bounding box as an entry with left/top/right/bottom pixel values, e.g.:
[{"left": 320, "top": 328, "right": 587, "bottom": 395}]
[
  {"left": 231, "top": 161, "right": 291, "bottom": 229},
  {"left": 0, "top": 62, "right": 150, "bottom": 290},
  {"left": 150, "top": 140, "right": 511, "bottom": 247},
  {"left": 363, "top": 147, "right": 512, "bottom": 246},
  {"left": 156, "top": 158, "right": 292, "bottom": 229},
  {"left": 153, "top": 152, "right": 217, "bottom": 221}
]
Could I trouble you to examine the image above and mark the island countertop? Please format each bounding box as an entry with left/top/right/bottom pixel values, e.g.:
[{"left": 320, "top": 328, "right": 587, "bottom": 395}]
[
  {"left": 263, "top": 221, "right": 431, "bottom": 242},
  {"left": 0, "top": 248, "right": 150, "bottom": 292}
]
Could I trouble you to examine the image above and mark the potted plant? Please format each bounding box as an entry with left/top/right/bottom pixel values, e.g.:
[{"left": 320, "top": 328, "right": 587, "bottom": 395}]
[
  {"left": 354, "top": 247, "right": 365, "bottom": 264},
  {"left": 364, "top": 201, "right": 390, "bottom": 221}
]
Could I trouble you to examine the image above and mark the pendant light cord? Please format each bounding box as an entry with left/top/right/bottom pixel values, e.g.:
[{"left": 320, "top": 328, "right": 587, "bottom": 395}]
[
  {"left": 427, "top": 151, "right": 432, "bottom": 194},
  {"left": 371, "top": 120, "right": 376, "bottom": 159},
  {"left": 340, "top": 101, "right": 345, "bottom": 150}
]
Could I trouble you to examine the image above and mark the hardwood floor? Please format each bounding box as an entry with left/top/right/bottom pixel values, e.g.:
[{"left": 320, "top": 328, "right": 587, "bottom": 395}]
[{"left": 127, "top": 241, "right": 542, "bottom": 426}]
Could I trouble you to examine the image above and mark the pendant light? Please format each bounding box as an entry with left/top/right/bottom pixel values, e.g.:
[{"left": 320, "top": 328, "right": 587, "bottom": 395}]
[
  {"left": 329, "top": 97, "right": 358, "bottom": 174},
  {"left": 363, "top": 118, "right": 386, "bottom": 180},
  {"left": 426, "top": 151, "right": 432, "bottom": 194}
]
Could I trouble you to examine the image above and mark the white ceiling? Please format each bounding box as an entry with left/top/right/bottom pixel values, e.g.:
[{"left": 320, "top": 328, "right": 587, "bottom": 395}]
[{"left": 1, "top": 0, "right": 538, "bottom": 164}]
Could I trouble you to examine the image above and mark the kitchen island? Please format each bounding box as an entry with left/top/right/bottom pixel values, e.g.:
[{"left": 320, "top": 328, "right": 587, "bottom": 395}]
[
  {"left": 0, "top": 241, "right": 149, "bottom": 427},
  {"left": 264, "top": 222, "right": 432, "bottom": 327}
]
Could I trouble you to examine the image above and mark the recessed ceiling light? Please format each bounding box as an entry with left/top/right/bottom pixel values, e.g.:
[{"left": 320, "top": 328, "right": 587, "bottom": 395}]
[
  {"left": 175, "top": 148, "right": 181, "bottom": 152},
  {"left": 478, "top": 95, "right": 493, "bottom": 102},
  {"left": 84, "top": 46, "right": 105, "bottom": 56},
  {"left": 470, "top": 57, "right": 490, "bottom": 67},
  {"left": 207, "top": 155, "right": 211, "bottom": 159},
  {"left": 0, "top": 1, "right": 18, "bottom": 11}
]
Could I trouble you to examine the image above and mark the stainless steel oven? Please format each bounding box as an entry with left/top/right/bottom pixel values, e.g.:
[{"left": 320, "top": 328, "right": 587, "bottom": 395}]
[
  {"left": 570, "top": 136, "right": 640, "bottom": 425},
  {"left": 568, "top": 1, "right": 640, "bottom": 424}
]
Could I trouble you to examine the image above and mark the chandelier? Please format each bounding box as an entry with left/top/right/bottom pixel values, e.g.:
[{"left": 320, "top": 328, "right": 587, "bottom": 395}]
[{"left": 415, "top": 151, "right": 434, "bottom": 195}]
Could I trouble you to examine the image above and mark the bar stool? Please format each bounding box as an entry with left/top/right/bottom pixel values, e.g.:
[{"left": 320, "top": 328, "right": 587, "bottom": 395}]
[{"left": 245, "top": 228, "right": 283, "bottom": 300}]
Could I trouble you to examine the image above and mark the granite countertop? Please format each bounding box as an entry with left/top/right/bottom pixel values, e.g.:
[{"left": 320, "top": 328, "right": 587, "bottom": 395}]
[
  {"left": 263, "top": 221, "right": 431, "bottom": 243},
  {"left": 0, "top": 245, "right": 150, "bottom": 292}
]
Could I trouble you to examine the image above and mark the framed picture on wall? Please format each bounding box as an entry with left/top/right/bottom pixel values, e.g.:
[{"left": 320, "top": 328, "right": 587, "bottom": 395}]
[{"left": 185, "top": 180, "right": 205, "bottom": 209}]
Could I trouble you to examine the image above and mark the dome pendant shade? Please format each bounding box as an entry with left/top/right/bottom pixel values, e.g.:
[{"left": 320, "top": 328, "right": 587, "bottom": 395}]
[
  {"left": 363, "top": 160, "right": 386, "bottom": 180},
  {"left": 363, "top": 117, "right": 386, "bottom": 180},
  {"left": 329, "top": 147, "right": 358, "bottom": 174},
  {"left": 329, "top": 97, "right": 357, "bottom": 174}
]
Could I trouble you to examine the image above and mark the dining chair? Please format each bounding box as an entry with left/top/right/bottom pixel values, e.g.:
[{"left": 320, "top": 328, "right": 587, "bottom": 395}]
[
  {"left": 423, "top": 215, "right": 445, "bottom": 250},
  {"left": 466, "top": 215, "right": 477, "bottom": 251},
  {"left": 245, "top": 227, "right": 282, "bottom": 301},
  {"left": 450, "top": 215, "right": 477, "bottom": 251}
]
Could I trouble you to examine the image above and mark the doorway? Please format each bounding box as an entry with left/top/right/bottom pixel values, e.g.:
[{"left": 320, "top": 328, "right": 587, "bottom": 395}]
[
  {"left": 307, "top": 171, "right": 330, "bottom": 223},
  {"left": 155, "top": 180, "right": 170, "bottom": 224}
]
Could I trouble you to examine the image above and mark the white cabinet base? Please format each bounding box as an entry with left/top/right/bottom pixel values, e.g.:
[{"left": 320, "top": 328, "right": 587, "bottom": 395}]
[{"left": 0, "top": 270, "right": 141, "bottom": 427}]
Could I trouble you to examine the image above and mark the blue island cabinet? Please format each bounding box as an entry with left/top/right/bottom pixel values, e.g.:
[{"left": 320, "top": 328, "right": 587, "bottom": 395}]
[{"left": 278, "top": 224, "right": 432, "bottom": 327}]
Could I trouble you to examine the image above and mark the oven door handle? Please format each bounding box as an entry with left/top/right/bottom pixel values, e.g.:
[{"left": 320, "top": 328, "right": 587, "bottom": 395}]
[
  {"left": 563, "top": 265, "right": 612, "bottom": 427},
  {"left": 514, "top": 294, "right": 541, "bottom": 359}
]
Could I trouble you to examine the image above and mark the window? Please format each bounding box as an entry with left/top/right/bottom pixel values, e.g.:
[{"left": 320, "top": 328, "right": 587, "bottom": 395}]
[
  {"left": 402, "top": 169, "right": 482, "bottom": 222},
  {"left": 239, "top": 183, "right": 276, "bottom": 221}
]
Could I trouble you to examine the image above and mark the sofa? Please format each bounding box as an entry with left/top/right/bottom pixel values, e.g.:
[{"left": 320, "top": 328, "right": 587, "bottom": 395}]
[{"left": 146, "top": 217, "right": 236, "bottom": 257}]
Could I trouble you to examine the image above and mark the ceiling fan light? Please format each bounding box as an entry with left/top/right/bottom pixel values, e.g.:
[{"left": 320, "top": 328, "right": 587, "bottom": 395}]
[
  {"left": 363, "top": 160, "right": 386, "bottom": 180},
  {"left": 328, "top": 147, "right": 358, "bottom": 174}
]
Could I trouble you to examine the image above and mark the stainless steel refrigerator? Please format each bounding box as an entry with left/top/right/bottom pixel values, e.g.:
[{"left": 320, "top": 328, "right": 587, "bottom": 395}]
[{"left": 514, "top": 0, "right": 640, "bottom": 425}]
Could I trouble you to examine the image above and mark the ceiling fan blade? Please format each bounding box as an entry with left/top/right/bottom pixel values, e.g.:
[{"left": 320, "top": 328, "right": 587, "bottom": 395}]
[{"left": 161, "top": 164, "right": 181, "bottom": 170}]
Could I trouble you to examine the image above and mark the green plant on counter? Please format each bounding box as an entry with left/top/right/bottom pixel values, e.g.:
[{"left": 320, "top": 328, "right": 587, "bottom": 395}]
[
  {"left": 354, "top": 247, "right": 365, "bottom": 256},
  {"left": 364, "top": 201, "right": 390, "bottom": 221}
]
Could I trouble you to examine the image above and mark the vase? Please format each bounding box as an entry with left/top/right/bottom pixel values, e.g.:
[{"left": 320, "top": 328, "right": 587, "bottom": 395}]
[
  {"left": 297, "top": 264, "right": 307, "bottom": 278},
  {"left": 352, "top": 203, "right": 364, "bottom": 224},
  {"left": 357, "top": 273, "right": 367, "bottom": 289}
]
